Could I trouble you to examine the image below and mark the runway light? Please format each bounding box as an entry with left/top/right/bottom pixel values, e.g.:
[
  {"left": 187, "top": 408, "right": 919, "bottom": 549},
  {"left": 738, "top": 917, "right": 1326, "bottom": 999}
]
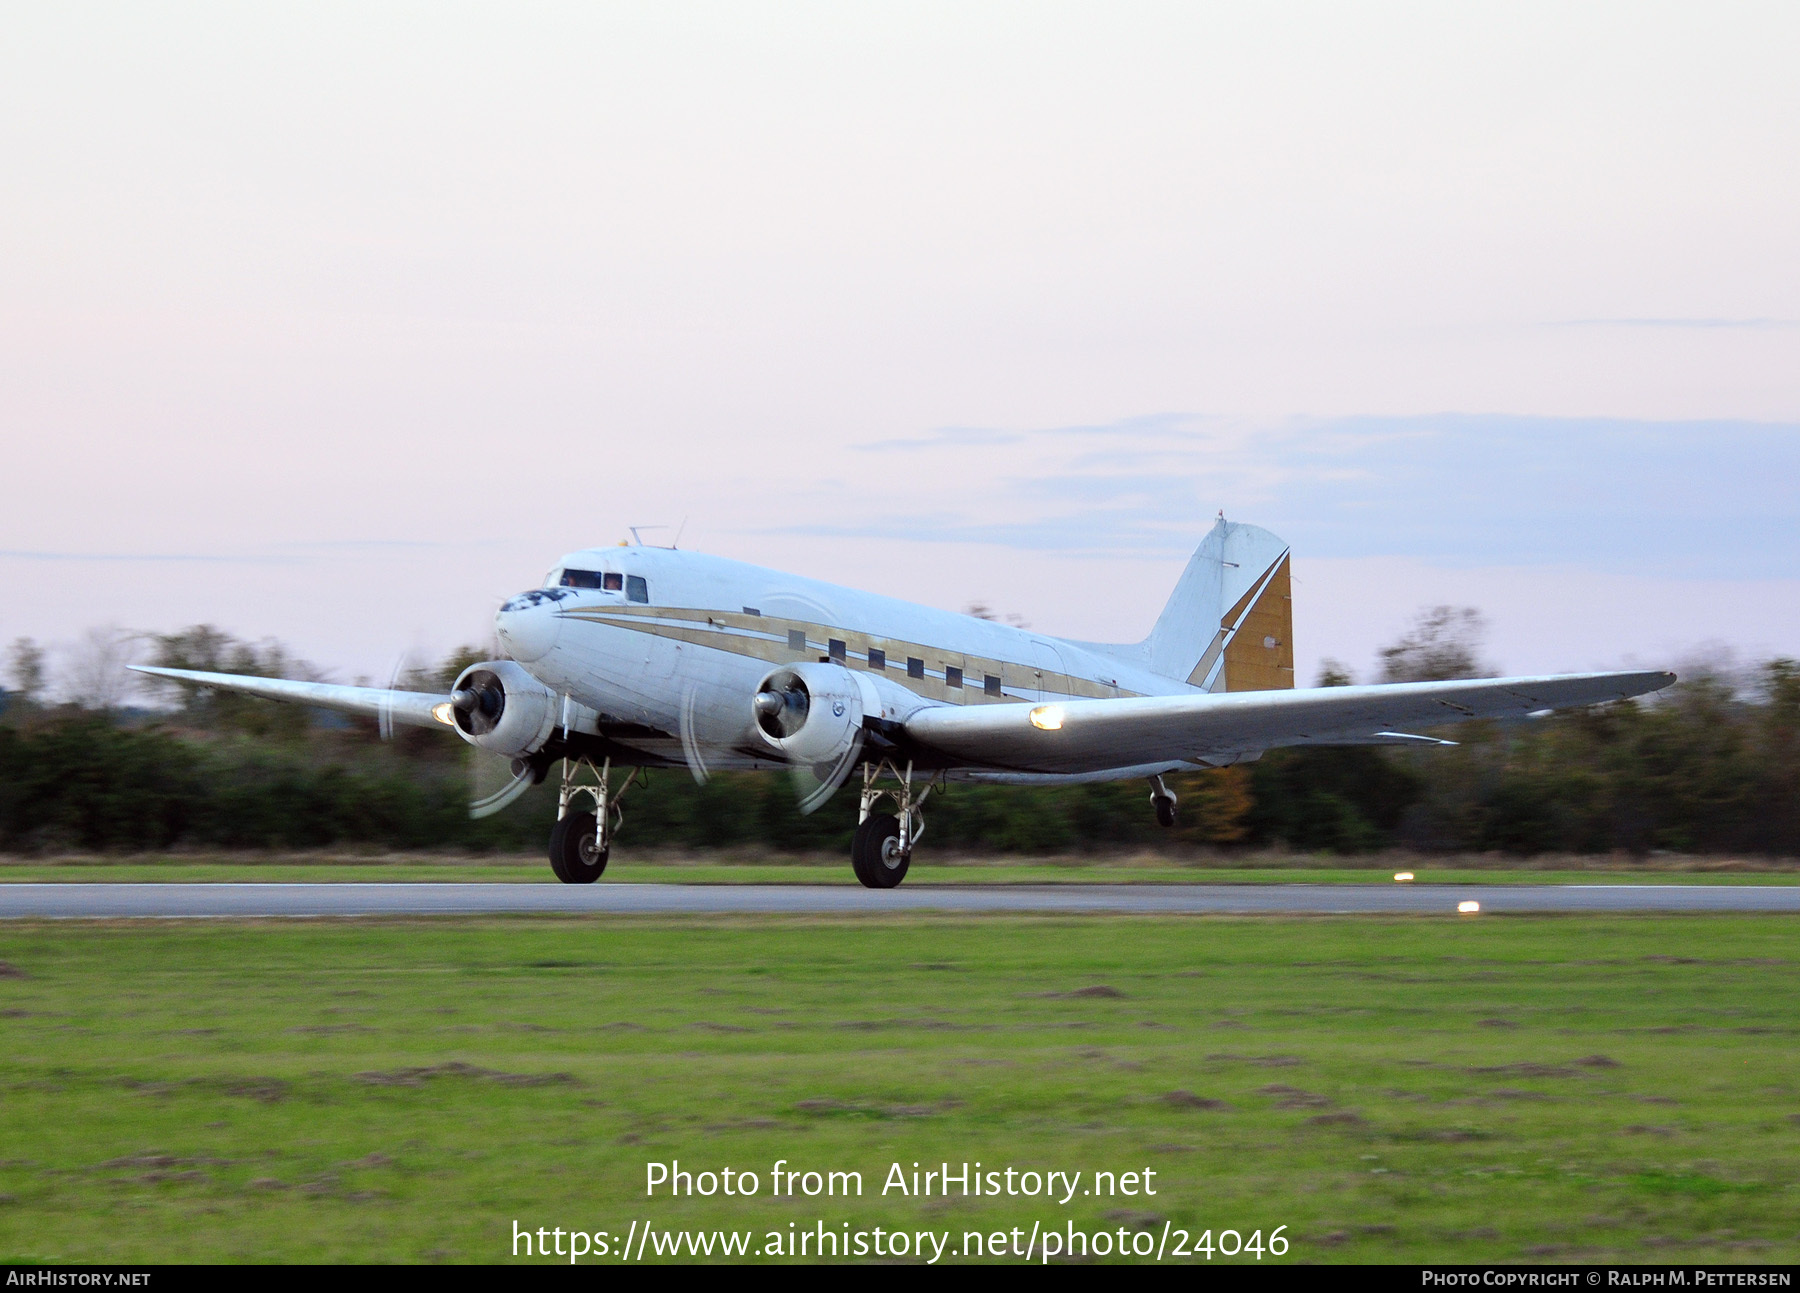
[
  {"left": 1029, "top": 704, "right": 1065, "bottom": 731},
  {"left": 431, "top": 702, "right": 456, "bottom": 726},
  {"left": 1394, "top": 872, "right": 1414, "bottom": 883},
  {"left": 1458, "top": 900, "right": 1481, "bottom": 915}
]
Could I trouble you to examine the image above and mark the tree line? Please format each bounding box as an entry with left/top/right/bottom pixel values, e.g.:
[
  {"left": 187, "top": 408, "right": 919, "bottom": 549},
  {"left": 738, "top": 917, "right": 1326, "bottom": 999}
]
[{"left": 1, "top": 617, "right": 1795, "bottom": 857}]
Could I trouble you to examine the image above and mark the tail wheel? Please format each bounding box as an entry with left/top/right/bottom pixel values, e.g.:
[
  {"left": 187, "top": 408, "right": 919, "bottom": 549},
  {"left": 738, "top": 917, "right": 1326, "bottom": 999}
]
[
  {"left": 549, "top": 810, "right": 608, "bottom": 884},
  {"left": 851, "top": 813, "right": 909, "bottom": 889}
]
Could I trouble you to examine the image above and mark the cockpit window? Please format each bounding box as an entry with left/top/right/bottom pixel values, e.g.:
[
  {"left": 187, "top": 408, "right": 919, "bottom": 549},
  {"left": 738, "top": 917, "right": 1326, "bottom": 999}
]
[
  {"left": 626, "top": 575, "right": 649, "bottom": 604},
  {"left": 558, "top": 568, "right": 632, "bottom": 594}
]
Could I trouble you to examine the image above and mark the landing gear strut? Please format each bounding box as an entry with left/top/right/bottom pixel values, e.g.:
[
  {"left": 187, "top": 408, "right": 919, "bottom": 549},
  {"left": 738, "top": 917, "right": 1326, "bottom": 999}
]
[
  {"left": 548, "top": 756, "right": 640, "bottom": 884},
  {"left": 852, "top": 759, "right": 932, "bottom": 889},
  {"left": 1149, "top": 774, "right": 1179, "bottom": 829}
]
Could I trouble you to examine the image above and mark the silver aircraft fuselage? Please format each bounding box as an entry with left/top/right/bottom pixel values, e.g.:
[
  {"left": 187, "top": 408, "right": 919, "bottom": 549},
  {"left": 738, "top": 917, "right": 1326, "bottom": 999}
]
[{"left": 494, "top": 543, "right": 1192, "bottom": 781}]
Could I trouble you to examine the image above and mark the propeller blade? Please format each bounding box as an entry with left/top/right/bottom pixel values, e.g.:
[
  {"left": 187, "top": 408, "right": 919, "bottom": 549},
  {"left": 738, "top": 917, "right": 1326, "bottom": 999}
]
[
  {"left": 377, "top": 652, "right": 408, "bottom": 742},
  {"left": 788, "top": 726, "right": 864, "bottom": 815},
  {"left": 470, "top": 769, "right": 534, "bottom": 818},
  {"left": 468, "top": 747, "right": 533, "bottom": 819},
  {"left": 377, "top": 645, "right": 434, "bottom": 742},
  {"left": 680, "top": 679, "right": 764, "bottom": 788},
  {"left": 678, "top": 685, "right": 712, "bottom": 786}
]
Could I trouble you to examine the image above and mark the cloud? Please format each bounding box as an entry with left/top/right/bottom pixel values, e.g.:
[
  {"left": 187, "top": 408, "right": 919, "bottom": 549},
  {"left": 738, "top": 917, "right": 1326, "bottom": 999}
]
[
  {"left": 1260, "top": 415, "right": 1800, "bottom": 576},
  {"left": 0, "top": 538, "right": 460, "bottom": 565},
  {"left": 0, "top": 549, "right": 300, "bottom": 565},
  {"left": 758, "top": 413, "right": 1800, "bottom": 578},
  {"left": 773, "top": 509, "right": 1195, "bottom": 558},
  {"left": 852, "top": 412, "right": 1240, "bottom": 454},
  {"left": 853, "top": 427, "right": 1028, "bottom": 452},
  {"left": 1552, "top": 317, "right": 1800, "bottom": 330}
]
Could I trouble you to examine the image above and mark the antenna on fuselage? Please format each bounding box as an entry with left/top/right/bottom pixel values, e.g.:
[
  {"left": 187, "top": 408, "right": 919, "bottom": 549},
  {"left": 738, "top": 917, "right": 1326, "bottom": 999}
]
[{"left": 625, "top": 525, "right": 674, "bottom": 547}]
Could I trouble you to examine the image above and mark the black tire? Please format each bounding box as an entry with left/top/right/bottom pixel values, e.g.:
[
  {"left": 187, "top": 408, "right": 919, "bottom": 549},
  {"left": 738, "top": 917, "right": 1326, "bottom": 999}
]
[
  {"left": 851, "top": 813, "right": 909, "bottom": 889},
  {"left": 548, "top": 811, "right": 608, "bottom": 884},
  {"left": 1154, "top": 796, "right": 1178, "bottom": 829}
]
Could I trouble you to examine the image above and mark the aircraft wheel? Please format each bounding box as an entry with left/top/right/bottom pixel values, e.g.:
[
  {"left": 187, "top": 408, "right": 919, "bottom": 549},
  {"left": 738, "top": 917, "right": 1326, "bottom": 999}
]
[
  {"left": 549, "top": 811, "right": 608, "bottom": 884},
  {"left": 852, "top": 813, "right": 909, "bottom": 889},
  {"left": 1154, "top": 796, "right": 1178, "bottom": 829}
]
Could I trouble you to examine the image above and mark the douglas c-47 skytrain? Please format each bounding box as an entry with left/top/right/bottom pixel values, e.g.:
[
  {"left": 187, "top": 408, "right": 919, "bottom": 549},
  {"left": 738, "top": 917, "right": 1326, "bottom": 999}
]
[{"left": 134, "top": 520, "right": 1674, "bottom": 888}]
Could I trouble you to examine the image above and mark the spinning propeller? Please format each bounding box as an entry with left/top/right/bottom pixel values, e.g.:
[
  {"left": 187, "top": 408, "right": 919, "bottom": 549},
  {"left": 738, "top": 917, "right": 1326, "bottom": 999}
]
[
  {"left": 675, "top": 672, "right": 862, "bottom": 815},
  {"left": 752, "top": 668, "right": 864, "bottom": 815},
  {"left": 375, "top": 646, "right": 537, "bottom": 820},
  {"left": 454, "top": 668, "right": 539, "bottom": 818}
]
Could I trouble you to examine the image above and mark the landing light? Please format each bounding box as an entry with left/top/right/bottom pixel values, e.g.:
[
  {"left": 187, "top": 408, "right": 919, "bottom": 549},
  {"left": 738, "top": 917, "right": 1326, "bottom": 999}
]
[
  {"left": 1394, "top": 872, "right": 1414, "bottom": 883},
  {"left": 1029, "top": 705, "right": 1065, "bottom": 731},
  {"left": 431, "top": 702, "right": 456, "bottom": 726},
  {"left": 1457, "top": 900, "right": 1481, "bottom": 915}
]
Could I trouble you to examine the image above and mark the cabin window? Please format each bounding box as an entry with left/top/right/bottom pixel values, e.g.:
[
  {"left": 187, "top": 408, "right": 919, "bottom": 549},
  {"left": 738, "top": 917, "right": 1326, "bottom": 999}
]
[
  {"left": 603, "top": 571, "right": 624, "bottom": 592},
  {"left": 828, "top": 639, "right": 846, "bottom": 662},
  {"left": 907, "top": 657, "right": 925, "bottom": 679},
  {"left": 560, "top": 568, "right": 605, "bottom": 589},
  {"left": 626, "top": 575, "right": 648, "bottom": 604},
  {"left": 867, "top": 648, "right": 886, "bottom": 671},
  {"left": 789, "top": 629, "right": 807, "bottom": 651},
  {"left": 742, "top": 607, "right": 761, "bottom": 616},
  {"left": 945, "top": 665, "right": 963, "bottom": 689},
  {"left": 984, "top": 673, "right": 1001, "bottom": 696}
]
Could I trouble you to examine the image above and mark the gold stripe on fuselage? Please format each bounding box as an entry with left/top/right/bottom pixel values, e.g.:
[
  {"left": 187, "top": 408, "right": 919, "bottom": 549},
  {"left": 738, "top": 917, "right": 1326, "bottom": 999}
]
[{"left": 556, "top": 604, "right": 1133, "bottom": 704}]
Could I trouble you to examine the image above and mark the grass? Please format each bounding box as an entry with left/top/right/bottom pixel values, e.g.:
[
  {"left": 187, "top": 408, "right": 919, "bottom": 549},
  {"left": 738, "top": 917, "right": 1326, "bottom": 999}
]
[
  {"left": 0, "top": 913, "right": 1797, "bottom": 1263},
  {"left": 4, "top": 851, "right": 1798, "bottom": 885}
]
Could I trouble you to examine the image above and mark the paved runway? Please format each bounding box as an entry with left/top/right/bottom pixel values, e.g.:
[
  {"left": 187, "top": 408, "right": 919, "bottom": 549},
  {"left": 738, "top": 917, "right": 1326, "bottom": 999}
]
[{"left": 1, "top": 882, "right": 1797, "bottom": 918}]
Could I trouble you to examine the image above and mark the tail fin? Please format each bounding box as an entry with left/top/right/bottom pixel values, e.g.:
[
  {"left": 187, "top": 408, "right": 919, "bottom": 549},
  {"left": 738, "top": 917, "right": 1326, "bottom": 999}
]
[{"left": 1144, "top": 518, "right": 1293, "bottom": 691}]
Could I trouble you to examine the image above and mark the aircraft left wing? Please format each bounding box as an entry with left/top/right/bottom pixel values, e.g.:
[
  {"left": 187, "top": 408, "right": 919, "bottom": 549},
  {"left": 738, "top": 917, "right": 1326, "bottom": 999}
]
[
  {"left": 130, "top": 665, "right": 452, "bottom": 729},
  {"left": 901, "top": 670, "right": 1675, "bottom": 775}
]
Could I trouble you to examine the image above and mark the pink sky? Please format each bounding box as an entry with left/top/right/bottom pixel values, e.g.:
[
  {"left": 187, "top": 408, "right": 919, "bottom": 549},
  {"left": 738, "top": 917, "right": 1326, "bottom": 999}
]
[{"left": 3, "top": 4, "right": 1797, "bottom": 692}]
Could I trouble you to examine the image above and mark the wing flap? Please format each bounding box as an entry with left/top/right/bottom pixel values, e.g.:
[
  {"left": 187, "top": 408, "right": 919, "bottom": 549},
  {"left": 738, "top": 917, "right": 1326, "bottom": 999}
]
[
  {"left": 901, "top": 670, "right": 1674, "bottom": 774},
  {"left": 131, "top": 665, "right": 453, "bottom": 730}
]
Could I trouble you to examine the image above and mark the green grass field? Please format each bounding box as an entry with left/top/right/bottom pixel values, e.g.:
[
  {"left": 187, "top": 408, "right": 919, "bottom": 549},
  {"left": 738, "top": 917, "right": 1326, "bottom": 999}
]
[{"left": 1, "top": 913, "right": 1796, "bottom": 1263}]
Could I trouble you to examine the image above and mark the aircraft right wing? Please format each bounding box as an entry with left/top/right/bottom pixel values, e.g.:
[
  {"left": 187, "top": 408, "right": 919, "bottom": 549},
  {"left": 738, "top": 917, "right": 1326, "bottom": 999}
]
[{"left": 901, "top": 670, "right": 1675, "bottom": 775}]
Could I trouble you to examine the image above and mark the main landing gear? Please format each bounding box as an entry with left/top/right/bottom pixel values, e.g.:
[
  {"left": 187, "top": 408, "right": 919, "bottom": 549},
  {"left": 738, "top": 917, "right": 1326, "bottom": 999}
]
[
  {"left": 548, "top": 756, "right": 641, "bottom": 884},
  {"left": 852, "top": 759, "right": 932, "bottom": 889},
  {"left": 543, "top": 754, "right": 935, "bottom": 889},
  {"left": 1149, "top": 774, "right": 1179, "bottom": 829}
]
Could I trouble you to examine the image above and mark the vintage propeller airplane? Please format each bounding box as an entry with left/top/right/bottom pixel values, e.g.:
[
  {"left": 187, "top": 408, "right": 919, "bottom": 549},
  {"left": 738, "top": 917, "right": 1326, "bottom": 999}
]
[{"left": 133, "top": 519, "right": 1673, "bottom": 887}]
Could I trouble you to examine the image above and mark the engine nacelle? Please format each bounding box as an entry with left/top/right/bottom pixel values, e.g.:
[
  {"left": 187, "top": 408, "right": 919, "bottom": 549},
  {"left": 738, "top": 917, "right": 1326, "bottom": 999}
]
[
  {"left": 448, "top": 660, "right": 560, "bottom": 759},
  {"left": 752, "top": 662, "right": 866, "bottom": 769}
]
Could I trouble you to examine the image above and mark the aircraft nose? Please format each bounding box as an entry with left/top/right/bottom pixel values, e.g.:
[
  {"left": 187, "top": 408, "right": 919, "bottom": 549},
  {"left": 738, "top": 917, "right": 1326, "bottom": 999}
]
[{"left": 494, "top": 591, "right": 564, "bottom": 663}]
